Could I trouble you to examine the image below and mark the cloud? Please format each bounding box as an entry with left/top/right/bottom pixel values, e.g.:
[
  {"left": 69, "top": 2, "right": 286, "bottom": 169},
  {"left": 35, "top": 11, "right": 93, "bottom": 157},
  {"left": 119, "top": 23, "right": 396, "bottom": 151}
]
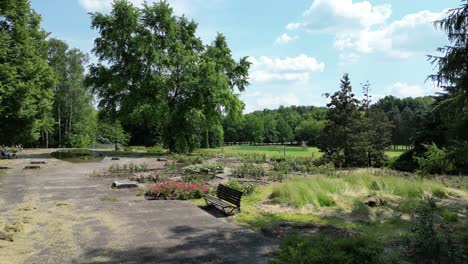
[
  {"left": 287, "top": 0, "right": 447, "bottom": 59},
  {"left": 78, "top": 0, "right": 191, "bottom": 15},
  {"left": 385, "top": 82, "right": 438, "bottom": 98},
  {"left": 256, "top": 94, "right": 300, "bottom": 108},
  {"left": 248, "top": 54, "right": 325, "bottom": 82},
  {"left": 274, "top": 33, "right": 298, "bottom": 45}
]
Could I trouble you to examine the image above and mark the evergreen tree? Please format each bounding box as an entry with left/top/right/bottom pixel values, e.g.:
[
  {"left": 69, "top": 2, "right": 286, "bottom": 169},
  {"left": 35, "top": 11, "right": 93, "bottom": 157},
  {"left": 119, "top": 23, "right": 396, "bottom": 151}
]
[{"left": 319, "top": 74, "right": 362, "bottom": 167}]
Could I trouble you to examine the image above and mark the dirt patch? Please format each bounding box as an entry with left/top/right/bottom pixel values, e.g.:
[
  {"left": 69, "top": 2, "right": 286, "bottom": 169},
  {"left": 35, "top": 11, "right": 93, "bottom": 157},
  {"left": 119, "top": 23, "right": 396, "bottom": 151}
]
[{"left": 0, "top": 193, "right": 129, "bottom": 264}]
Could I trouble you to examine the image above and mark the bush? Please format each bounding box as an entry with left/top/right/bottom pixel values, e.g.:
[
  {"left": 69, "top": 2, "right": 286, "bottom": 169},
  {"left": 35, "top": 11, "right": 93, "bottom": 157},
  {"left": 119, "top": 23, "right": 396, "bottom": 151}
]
[
  {"left": 182, "top": 174, "right": 214, "bottom": 182},
  {"left": 226, "top": 180, "right": 256, "bottom": 195},
  {"left": 402, "top": 197, "right": 466, "bottom": 264},
  {"left": 108, "top": 162, "right": 148, "bottom": 173},
  {"left": 146, "top": 145, "right": 165, "bottom": 153},
  {"left": 231, "top": 163, "right": 266, "bottom": 179},
  {"left": 145, "top": 181, "right": 208, "bottom": 200},
  {"left": 182, "top": 163, "right": 224, "bottom": 175},
  {"left": 415, "top": 143, "right": 456, "bottom": 175},
  {"left": 390, "top": 149, "right": 419, "bottom": 172},
  {"left": 270, "top": 234, "right": 396, "bottom": 264}
]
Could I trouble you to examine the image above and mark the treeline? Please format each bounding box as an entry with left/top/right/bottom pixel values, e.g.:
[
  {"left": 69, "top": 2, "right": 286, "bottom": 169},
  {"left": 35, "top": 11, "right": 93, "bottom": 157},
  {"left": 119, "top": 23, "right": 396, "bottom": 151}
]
[
  {"left": 0, "top": 0, "right": 96, "bottom": 147},
  {"left": 223, "top": 106, "right": 327, "bottom": 146}
]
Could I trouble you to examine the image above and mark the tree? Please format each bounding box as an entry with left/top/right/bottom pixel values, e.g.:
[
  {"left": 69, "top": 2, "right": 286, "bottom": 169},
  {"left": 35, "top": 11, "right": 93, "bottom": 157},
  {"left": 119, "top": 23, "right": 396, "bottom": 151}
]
[
  {"left": 87, "top": 0, "right": 249, "bottom": 153},
  {"left": 98, "top": 121, "right": 129, "bottom": 151},
  {"left": 295, "top": 119, "right": 325, "bottom": 146},
  {"left": 276, "top": 117, "right": 294, "bottom": 144},
  {"left": 0, "top": 0, "right": 56, "bottom": 145},
  {"left": 242, "top": 115, "right": 264, "bottom": 145},
  {"left": 318, "top": 74, "right": 362, "bottom": 166},
  {"left": 47, "top": 38, "right": 96, "bottom": 147}
]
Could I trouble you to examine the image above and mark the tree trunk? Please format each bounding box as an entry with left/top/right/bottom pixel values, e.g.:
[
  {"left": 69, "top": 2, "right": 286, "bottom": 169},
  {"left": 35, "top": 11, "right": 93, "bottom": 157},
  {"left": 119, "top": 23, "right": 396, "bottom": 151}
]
[
  {"left": 58, "top": 107, "right": 61, "bottom": 146},
  {"left": 46, "top": 132, "right": 49, "bottom": 149}
]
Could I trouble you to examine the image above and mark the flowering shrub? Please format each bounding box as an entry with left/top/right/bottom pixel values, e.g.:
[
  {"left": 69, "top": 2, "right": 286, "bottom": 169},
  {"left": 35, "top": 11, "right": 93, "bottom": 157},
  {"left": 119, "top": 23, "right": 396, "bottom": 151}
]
[
  {"left": 145, "top": 181, "right": 208, "bottom": 200},
  {"left": 130, "top": 173, "right": 162, "bottom": 183}
]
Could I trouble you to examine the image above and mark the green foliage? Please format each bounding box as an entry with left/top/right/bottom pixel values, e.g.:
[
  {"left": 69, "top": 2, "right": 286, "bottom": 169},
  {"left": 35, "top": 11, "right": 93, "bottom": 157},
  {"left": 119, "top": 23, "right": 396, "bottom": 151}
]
[
  {"left": 0, "top": 0, "right": 57, "bottom": 145},
  {"left": 182, "top": 163, "right": 224, "bottom": 175},
  {"left": 108, "top": 162, "right": 148, "bottom": 173},
  {"left": 415, "top": 143, "right": 456, "bottom": 175},
  {"left": 98, "top": 121, "right": 129, "bottom": 150},
  {"left": 270, "top": 234, "right": 394, "bottom": 264},
  {"left": 226, "top": 180, "right": 256, "bottom": 195},
  {"left": 170, "top": 154, "right": 204, "bottom": 165},
  {"left": 272, "top": 157, "right": 334, "bottom": 175},
  {"left": 231, "top": 163, "right": 267, "bottom": 179},
  {"left": 88, "top": 0, "right": 249, "bottom": 152},
  {"left": 145, "top": 181, "right": 208, "bottom": 200},
  {"left": 402, "top": 197, "right": 466, "bottom": 264},
  {"left": 295, "top": 119, "right": 325, "bottom": 146},
  {"left": 146, "top": 145, "right": 165, "bottom": 153},
  {"left": 319, "top": 75, "right": 392, "bottom": 167}
]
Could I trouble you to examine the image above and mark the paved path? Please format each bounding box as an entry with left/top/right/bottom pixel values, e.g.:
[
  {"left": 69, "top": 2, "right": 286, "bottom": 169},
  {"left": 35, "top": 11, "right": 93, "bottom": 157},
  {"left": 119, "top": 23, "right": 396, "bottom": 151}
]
[{"left": 0, "top": 150, "right": 275, "bottom": 264}]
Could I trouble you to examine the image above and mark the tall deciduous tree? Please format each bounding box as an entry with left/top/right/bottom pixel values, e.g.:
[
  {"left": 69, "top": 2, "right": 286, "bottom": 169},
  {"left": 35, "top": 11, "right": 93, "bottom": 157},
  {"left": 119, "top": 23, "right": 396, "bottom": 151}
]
[
  {"left": 0, "top": 0, "right": 56, "bottom": 145},
  {"left": 87, "top": 0, "right": 249, "bottom": 152},
  {"left": 47, "top": 38, "right": 96, "bottom": 147}
]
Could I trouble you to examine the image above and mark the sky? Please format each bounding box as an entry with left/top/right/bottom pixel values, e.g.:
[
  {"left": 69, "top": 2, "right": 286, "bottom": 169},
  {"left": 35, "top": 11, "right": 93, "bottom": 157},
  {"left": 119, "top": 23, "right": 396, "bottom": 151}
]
[{"left": 30, "top": 0, "right": 461, "bottom": 113}]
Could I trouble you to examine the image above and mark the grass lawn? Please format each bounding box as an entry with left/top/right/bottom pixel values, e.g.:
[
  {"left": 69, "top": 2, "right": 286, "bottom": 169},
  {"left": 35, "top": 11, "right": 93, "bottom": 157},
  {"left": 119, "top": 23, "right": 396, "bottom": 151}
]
[{"left": 198, "top": 144, "right": 405, "bottom": 159}]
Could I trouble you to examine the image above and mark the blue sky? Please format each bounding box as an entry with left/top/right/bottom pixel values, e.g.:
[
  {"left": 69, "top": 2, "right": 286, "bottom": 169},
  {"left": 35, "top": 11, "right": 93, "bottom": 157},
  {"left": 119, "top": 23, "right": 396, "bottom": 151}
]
[{"left": 31, "top": 0, "right": 460, "bottom": 112}]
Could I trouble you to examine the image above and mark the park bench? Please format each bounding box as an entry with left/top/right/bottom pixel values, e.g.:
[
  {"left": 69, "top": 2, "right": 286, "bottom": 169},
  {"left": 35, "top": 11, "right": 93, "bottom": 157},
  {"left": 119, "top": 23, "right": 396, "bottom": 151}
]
[{"left": 205, "top": 184, "right": 243, "bottom": 215}]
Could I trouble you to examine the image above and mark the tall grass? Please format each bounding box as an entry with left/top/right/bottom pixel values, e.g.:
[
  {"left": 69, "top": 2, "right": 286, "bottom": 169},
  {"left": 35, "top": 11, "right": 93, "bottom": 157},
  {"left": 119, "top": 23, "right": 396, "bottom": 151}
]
[{"left": 270, "top": 173, "right": 450, "bottom": 208}]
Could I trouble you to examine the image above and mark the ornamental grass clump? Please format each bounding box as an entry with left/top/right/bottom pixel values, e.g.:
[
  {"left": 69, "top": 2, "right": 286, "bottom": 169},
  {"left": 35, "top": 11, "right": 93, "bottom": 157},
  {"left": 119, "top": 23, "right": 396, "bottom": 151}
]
[{"left": 145, "top": 181, "right": 208, "bottom": 200}]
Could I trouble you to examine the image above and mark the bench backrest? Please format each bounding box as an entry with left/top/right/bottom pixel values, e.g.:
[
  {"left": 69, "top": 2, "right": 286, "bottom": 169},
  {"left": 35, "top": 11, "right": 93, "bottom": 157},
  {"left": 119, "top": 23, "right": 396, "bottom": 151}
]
[{"left": 216, "top": 184, "right": 243, "bottom": 207}]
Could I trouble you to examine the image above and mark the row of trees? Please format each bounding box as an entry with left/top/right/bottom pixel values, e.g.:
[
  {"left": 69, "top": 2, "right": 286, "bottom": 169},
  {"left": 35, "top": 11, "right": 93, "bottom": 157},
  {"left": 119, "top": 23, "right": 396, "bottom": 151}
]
[
  {"left": 0, "top": 0, "right": 125, "bottom": 148},
  {"left": 223, "top": 106, "right": 327, "bottom": 146}
]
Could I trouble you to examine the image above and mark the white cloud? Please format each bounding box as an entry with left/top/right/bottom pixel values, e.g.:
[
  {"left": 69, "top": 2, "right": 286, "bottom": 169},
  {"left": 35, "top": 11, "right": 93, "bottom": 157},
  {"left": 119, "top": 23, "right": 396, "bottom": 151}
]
[
  {"left": 256, "top": 94, "right": 300, "bottom": 108},
  {"left": 287, "top": 0, "right": 447, "bottom": 59},
  {"left": 78, "top": 0, "right": 191, "bottom": 15},
  {"left": 386, "top": 82, "right": 438, "bottom": 98},
  {"left": 248, "top": 54, "right": 325, "bottom": 82},
  {"left": 274, "top": 33, "right": 298, "bottom": 45}
]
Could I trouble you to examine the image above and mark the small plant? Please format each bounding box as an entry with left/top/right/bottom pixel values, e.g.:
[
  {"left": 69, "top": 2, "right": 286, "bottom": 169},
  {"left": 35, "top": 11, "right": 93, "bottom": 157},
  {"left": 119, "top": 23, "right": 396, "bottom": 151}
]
[
  {"left": 231, "top": 163, "right": 266, "bottom": 179},
  {"left": 182, "top": 174, "right": 214, "bottom": 182},
  {"left": 145, "top": 181, "right": 208, "bottom": 200},
  {"left": 170, "top": 154, "right": 203, "bottom": 165},
  {"left": 226, "top": 180, "right": 256, "bottom": 195},
  {"left": 130, "top": 173, "right": 162, "bottom": 183},
  {"left": 108, "top": 162, "right": 148, "bottom": 173}
]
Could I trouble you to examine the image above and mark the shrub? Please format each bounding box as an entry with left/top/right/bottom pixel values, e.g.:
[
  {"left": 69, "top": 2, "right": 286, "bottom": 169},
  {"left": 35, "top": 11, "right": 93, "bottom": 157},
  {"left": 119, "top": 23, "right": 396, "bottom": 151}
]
[
  {"left": 145, "top": 181, "right": 208, "bottom": 200},
  {"left": 182, "top": 174, "right": 214, "bottom": 182},
  {"left": 226, "top": 180, "right": 256, "bottom": 195},
  {"left": 402, "top": 197, "right": 466, "bottom": 264},
  {"left": 182, "top": 163, "right": 224, "bottom": 175},
  {"left": 231, "top": 163, "right": 266, "bottom": 179},
  {"left": 415, "top": 143, "right": 456, "bottom": 175},
  {"left": 147, "top": 145, "right": 165, "bottom": 153},
  {"left": 108, "top": 162, "right": 148, "bottom": 173},
  {"left": 270, "top": 234, "right": 396, "bottom": 264}
]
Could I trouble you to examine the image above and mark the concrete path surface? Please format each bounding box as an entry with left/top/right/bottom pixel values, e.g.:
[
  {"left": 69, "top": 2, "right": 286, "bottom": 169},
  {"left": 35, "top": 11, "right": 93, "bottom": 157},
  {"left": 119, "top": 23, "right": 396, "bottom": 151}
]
[{"left": 0, "top": 149, "right": 276, "bottom": 264}]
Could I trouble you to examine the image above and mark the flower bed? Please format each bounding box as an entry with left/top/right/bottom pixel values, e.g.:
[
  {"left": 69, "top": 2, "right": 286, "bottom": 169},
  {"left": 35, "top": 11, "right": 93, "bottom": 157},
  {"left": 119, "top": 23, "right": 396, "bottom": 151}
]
[
  {"left": 130, "top": 173, "right": 163, "bottom": 183},
  {"left": 145, "top": 181, "right": 208, "bottom": 200}
]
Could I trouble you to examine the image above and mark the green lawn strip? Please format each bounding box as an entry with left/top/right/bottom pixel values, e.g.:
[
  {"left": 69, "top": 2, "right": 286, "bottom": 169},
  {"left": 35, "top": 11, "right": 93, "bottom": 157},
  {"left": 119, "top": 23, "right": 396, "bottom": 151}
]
[{"left": 198, "top": 145, "right": 403, "bottom": 159}]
